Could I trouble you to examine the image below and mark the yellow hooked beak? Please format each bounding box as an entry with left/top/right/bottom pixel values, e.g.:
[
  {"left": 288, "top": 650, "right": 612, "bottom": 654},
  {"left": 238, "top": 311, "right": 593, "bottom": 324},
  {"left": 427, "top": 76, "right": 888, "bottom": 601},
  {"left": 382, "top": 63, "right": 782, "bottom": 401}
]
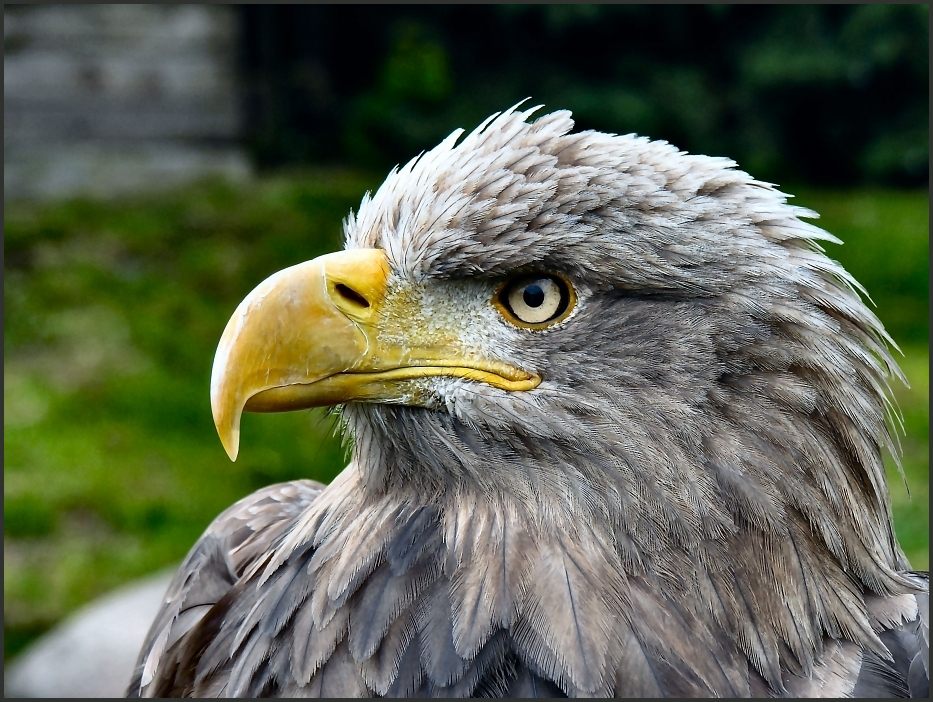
[{"left": 210, "top": 248, "right": 539, "bottom": 460}]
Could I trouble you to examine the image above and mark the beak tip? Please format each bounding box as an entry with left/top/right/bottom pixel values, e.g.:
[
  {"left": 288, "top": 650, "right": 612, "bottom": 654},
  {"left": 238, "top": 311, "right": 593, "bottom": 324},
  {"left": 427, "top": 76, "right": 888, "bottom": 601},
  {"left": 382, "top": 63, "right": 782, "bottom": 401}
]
[
  {"left": 220, "top": 430, "right": 240, "bottom": 462},
  {"left": 213, "top": 401, "right": 242, "bottom": 462}
]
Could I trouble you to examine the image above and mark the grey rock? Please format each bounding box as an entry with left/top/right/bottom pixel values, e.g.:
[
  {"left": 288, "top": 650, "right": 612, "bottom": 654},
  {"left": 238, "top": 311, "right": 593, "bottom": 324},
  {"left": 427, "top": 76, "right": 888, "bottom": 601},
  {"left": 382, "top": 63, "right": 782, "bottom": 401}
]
[{"left": 5, "top": 570, "right": 175, "bottom": 699}]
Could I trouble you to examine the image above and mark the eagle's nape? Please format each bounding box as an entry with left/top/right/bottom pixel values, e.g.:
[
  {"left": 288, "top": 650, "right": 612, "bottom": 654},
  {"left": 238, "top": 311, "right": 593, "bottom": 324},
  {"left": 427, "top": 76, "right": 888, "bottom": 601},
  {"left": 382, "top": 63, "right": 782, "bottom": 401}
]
[{"left": 127, "top": 104, "right": 929, "bottom": 698}]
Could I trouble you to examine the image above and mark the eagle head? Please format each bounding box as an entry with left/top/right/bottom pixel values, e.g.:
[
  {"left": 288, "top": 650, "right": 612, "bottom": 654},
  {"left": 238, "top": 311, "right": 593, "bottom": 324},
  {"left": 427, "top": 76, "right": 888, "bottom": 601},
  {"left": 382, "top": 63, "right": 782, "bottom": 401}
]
[
  {"left": 213, "top": 102, "right": 903, "bottom": 541},
  {"left": 207, "top": 104, "right": 918, "bottom": 694}
]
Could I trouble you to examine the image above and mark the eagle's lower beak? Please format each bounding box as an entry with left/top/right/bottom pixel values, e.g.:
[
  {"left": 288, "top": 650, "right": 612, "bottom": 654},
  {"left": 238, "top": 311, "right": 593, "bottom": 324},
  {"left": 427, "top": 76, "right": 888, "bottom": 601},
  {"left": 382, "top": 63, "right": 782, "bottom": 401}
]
[{"left": 210, "top": 248, "right": 538, "bottom": 460}]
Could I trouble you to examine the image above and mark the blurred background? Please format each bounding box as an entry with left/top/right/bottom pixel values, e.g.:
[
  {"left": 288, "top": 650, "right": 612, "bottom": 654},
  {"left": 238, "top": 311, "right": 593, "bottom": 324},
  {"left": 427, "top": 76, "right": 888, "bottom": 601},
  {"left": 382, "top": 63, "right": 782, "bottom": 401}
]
[{"left": 4, "top": 1, "right": 928, "bottom": 674}]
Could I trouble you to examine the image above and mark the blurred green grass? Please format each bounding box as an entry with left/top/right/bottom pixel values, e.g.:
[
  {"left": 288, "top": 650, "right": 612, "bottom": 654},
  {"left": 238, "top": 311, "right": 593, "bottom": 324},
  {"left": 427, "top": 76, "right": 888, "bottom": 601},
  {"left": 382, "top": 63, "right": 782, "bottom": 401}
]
[{"left": 3, "top": 175, "right": 928, "bottom": 660}]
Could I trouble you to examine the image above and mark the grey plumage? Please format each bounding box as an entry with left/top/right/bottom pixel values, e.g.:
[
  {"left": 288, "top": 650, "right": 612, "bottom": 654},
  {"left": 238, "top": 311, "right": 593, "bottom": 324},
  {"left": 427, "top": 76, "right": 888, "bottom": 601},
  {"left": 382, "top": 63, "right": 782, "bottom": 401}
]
[{"left": 128, "top": 104, "right": 928, "bottom": 697}]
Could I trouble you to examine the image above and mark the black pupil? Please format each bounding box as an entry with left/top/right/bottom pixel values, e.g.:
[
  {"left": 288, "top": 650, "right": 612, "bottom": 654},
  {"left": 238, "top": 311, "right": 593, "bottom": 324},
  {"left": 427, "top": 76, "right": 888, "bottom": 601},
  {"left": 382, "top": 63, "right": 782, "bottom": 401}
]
[{"left": 523, "top": 283, "right": 545, "bottom": 308}]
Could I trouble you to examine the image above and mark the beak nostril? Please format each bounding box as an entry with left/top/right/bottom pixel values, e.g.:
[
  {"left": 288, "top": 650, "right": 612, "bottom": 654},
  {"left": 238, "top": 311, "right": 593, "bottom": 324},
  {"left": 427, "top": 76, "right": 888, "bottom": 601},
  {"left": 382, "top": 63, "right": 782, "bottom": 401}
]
[{"left": 334, "top": 282, "right": 371, "bottom": 309}]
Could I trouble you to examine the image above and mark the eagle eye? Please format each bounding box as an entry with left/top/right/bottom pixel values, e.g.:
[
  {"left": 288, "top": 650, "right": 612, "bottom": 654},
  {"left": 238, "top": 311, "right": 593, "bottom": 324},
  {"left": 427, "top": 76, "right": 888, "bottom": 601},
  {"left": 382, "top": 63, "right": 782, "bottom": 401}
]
[{"left": 495, "top": 274, "right": 575, "bottom": 329}]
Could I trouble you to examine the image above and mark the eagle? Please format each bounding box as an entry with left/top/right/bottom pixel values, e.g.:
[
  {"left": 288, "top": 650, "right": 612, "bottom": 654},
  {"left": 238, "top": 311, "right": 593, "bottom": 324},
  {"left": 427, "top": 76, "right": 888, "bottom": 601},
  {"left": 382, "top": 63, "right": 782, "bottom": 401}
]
[{"left": 128, "top": 104, "right": 928, "bottom": 698}]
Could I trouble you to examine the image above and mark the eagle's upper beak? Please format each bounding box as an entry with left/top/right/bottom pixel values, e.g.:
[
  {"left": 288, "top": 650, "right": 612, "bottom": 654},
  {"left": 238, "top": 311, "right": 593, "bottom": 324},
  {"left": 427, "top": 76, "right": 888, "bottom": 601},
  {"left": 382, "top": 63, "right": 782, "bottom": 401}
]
[{"left": 210, "top": 248, "right": 539, "bottom": 460}]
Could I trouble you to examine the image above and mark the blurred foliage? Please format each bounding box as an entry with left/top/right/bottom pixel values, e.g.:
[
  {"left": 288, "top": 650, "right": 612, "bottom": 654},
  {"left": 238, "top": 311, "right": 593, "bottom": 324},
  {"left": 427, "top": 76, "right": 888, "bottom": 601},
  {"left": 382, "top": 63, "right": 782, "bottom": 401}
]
[
  {"left": 3, "top": 173, "right": 928, "bottom": 661},
  {"left": 792, "top": 187, "right": 929, "bottom": 346},
  {"left": 238, "top": 4, "right": 927, "bottom": 185}
]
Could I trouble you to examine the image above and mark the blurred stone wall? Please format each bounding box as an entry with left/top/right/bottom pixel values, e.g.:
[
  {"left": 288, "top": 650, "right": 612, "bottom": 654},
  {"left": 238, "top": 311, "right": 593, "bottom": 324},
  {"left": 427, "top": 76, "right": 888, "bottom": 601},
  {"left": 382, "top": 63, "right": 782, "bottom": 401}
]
[{"left": 4, "top": 4, "right": 250, "bottom": 201}]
